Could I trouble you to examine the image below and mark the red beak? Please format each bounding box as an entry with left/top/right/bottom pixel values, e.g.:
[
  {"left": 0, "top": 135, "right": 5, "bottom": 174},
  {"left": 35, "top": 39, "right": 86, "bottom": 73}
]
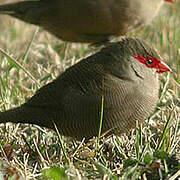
[
  {"left": 157, "top": 61, "right": 171, "bottom": 73},
  {"left": 164, "top": 0, "right": 173, "bottom": 3}
]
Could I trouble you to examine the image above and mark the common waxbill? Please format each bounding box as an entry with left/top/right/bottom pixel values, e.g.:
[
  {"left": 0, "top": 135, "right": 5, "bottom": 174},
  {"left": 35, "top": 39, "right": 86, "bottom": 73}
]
[
  {"left": 0, "top": 0, "right": 173, "bottom": 43},
  {"left": 0, "top": 38, "right": 171, "bottom": 140}
]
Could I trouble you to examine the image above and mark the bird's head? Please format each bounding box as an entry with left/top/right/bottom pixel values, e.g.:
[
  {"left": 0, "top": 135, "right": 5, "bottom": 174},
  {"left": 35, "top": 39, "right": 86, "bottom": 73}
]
[{"left": 101, "top": 38, "right": 171, "bottom": 83}]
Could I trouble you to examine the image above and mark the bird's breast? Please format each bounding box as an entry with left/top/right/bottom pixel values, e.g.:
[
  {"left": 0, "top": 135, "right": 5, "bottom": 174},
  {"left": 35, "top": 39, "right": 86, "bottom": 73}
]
[{"left": 102, "top": 76, "right": 159, "bottom": 135}]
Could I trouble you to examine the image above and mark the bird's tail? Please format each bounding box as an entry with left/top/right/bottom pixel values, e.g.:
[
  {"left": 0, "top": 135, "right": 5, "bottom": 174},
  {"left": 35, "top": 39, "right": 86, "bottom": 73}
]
[
  {"left": 0, "top": 106, "right": 54, "bottom": 130},
  {"left": 0, "top": 1, "right": 47, "bottom": 25},
  {"left": 0, "top": 1, "right": 36, "bottom": 14}
]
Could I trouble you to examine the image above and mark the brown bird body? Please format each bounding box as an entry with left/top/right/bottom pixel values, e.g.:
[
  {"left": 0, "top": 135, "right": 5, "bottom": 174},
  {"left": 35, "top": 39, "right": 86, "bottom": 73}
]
[
  {"left": 0, "top": 0, "right": 172, "bottom": 43},
  {"left": 0, "top": 38, "right": 170, "bottom": 140}
]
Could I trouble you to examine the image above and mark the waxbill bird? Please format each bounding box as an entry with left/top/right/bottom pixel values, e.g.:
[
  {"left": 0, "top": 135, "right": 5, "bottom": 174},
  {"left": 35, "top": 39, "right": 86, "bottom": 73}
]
[
  {"left": 0, "top": 38, "right": 171, "bottom": 140},
  {"left": 0, "top": 0, "right": 173, "bottom": 43}
]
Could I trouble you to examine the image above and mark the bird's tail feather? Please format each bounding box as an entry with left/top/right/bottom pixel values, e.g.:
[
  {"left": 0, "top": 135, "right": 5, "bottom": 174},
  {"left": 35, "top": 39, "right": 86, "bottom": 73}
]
[
  {"left": 0, "top": 1, "right": 37, "bottom": 14},
  {"left": 0, "top": 106, "right": 53, "bottom": 130},
  {"left": 0, "top": 1, "right": 47, "bottom": 25}
]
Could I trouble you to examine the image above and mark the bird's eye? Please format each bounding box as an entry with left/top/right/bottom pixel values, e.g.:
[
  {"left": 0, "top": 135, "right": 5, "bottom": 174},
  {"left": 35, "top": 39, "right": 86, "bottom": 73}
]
[{"left": 146, "top": 59, "right": 154, "bottom": 66}]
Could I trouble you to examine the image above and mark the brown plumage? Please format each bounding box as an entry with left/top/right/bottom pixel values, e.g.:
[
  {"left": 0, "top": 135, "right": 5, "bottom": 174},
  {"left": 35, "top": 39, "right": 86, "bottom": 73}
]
[
  {"left": 0, "top": 38, "right": 171, "bottom": 140},
  {"left": 0, "top": 0, "right": 173, "bottom": 43}
]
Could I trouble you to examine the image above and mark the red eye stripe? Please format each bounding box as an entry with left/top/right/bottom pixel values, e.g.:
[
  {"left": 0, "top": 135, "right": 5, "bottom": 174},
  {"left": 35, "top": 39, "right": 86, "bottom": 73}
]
[
  {"left": 134, "top": 55, "right": 171, "bottom": 73},
  {"left": 164, "top": 0, "right": 173, "bottom": 3},
  {"left": 133, "top": 55, "right": 160, "bottom": 69}
]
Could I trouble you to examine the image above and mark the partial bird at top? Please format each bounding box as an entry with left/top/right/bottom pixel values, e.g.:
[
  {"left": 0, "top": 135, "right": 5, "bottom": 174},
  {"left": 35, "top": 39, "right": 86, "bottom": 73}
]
[{"left": 0, "top": 0, "right": 173, "bottom": 43}]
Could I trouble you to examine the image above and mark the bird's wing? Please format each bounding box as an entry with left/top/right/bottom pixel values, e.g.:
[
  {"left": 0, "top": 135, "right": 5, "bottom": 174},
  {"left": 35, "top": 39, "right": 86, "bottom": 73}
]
[{"left": 23, "top": 59, "right": 105, "bottom": 110}]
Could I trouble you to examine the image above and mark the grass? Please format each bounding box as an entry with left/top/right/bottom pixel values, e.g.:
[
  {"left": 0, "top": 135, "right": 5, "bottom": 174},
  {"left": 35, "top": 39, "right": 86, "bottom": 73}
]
[{"left": 0, "top": 1, "right": 180, "bottom": 179}]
